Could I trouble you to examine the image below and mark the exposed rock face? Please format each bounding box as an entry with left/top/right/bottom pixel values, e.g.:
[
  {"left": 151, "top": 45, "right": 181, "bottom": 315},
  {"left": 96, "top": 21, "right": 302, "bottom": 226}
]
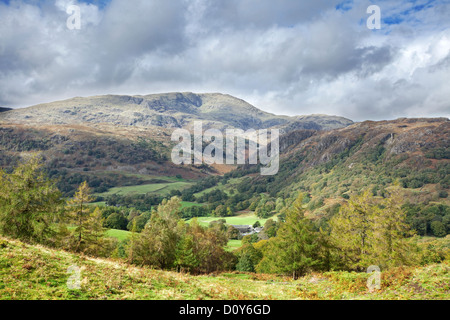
[
  {"left": 279, "top": 130, "right": 317, "bottom": 153},
  {"left": 0, "top": 92, "right": 353, "bottom": 133},
  {"left": 280, "top": 117, "right": 449, "bottom": 169}
]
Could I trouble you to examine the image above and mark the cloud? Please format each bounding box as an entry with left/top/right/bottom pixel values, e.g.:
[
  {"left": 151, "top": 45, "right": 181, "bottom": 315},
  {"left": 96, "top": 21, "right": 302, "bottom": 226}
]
[{"left": 0, "top": 0, "right": 449, "bottom": 121}]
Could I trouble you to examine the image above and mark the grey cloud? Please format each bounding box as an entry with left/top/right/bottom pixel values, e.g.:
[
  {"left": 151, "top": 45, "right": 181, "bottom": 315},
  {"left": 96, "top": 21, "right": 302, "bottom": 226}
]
[
  {"left": 199, "top": 0, "right": 340, "bottom": 30},
  {"left": 0, "top": 0, "right": 449, "bottom": 122}
]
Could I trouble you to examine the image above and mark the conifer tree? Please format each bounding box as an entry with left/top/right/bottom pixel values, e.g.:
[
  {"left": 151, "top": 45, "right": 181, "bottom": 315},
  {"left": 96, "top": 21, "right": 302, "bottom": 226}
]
[
  {"left": 329, "top": 188, "right": 414, "bottom": 270},
  {"left": 372, "top": 187, "right": 415, "bottom": 268},
  {"left": 127, "top": 219, "right": 139, "bottom": 264},
  {"left": 66, "top": 181, "right": 107, "bottom": 255},
  {"left": 329, "top": 190, "right": 375, "bottom": 270},
  {"left": 0, "top": 155, "right": 64, "bottom": 245},
  {"left": 257, "top": 193, "right": 321, "bottom": 279}
]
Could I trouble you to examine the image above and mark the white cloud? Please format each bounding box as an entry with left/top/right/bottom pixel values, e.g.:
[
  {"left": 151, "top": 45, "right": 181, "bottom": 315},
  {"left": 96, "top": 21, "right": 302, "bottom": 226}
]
[{"left": 0, "top": 0, "right": 449, "bottom": 121}]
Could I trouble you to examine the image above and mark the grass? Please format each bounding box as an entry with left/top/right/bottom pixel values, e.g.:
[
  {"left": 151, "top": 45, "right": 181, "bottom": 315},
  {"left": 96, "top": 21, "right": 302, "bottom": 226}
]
[
  {"left": 226, "top": 240, "right": 242, "bottom": 252},
  {"left": 87, "top": 201, "right": 106, "bottom": 207},
  {"left": 189, "top": 211, "right": 276, "bottom": 227},
  {"left": 94, "top": 181, "right": 193, "bottom": 197},
  {"left": 193, "top": 177, "right": 244, "bottom": 197},
  {"left": 0, "top": 236, "right": 448, "bottom": 300},
  {"left": 66, "top": 227, "right": 131, "bottom": 242},
  {"left": 105, "top": 229, "right": 131, "bottom": 242},
  {"left": 180, "top": 201, "right": 203, "bottom": 209}
]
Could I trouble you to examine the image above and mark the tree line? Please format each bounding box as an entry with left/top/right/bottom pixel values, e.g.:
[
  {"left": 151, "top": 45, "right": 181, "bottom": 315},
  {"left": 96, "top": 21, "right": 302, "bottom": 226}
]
[
  {"left": 0, "top": 156, "right": 235, "bottom": 273},
  {"left": 0, "top": 156, "right": 448, "bottom": 279}
]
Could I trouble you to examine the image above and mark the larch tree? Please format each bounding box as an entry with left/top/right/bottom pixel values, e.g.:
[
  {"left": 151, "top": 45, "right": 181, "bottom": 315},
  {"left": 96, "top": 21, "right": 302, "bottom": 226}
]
[
  {"left": 329, "top": 188, "right": 415, "bottom": 271},
  {"left": 329, "top": 190, "right": 376, "bottom": 270},
  {"left": 372, "top": 187, "right": 415, "bottom": 268},
  {"left": 0, "top": 155, "right": 64, "bottom": 245},
  {"left": 257, "top": 193, "right": 322, "bottom": 279},
  {"left": 66, "top": 181, "right": 107, "bottom": 255}
]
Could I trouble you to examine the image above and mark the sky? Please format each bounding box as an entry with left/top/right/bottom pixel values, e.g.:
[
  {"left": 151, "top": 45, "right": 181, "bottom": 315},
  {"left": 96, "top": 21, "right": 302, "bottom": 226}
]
[{"left": 0, "top": 0, "right": 449, "bottom": 121}]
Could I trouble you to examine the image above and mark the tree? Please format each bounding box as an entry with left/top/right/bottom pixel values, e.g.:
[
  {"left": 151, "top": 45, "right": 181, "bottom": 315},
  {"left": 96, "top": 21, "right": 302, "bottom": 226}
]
[
  {"left": 227, "top": 225, "right": 240, "bottom": 240},
  {"left": 179, "top": 219, "right": 234, "bottom": 273},
  {"left": 256, "top": 193, "right": 322, "bottom": 279},
  {"left": 430, "top": 221, "right": 446, "bottom": 237},
  {"left": 0, "top": 155, "right": 64, "bottom": 245},
  {"left": 214, "top": 204, "right": 227, "bottom": 217},
  {"left": 261, "top": 219, "right": 278, "bottom": 238},
  {"left": 127, "top": 219, "right": 139, "bottom": 264},
  {"left": 175, "top": 227, "right": 200, "bottom": 273},
  {"left": 329, "top": 190, "right": 375, "bottom": 270},
  {"left": 66, "top": 181, "right": 108, "bottom": 255},
  {"left": 105, "top": 212, "right": 128, "bottom": 230},
  {"left": 127, "top": 211, "right": 151, "bottom": 232},
  {"left": 131, "top": 197, "right": 182, "bottom": 269},
  {"left": 372, "top": 188, "right": 415, "bottom": 268},
  {"left": 235, "top": 243, "right": 262, "bottom": 272},
  {"left": 329, "top": 188, "right": 414, "bottom": 270}
]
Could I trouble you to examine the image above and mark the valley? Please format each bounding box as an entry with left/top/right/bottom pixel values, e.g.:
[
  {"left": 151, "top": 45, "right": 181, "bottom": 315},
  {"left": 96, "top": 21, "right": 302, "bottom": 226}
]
[{"left": 0, "top": 92, "right": 448, "bottom": 300}]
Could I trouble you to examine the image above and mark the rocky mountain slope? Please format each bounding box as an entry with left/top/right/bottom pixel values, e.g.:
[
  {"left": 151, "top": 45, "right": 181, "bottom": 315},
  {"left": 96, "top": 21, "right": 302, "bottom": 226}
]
[
  {"left": 243, "top": 117, "right": 449, "bottom": 215},
  {"left": 0, "top": 93, "right": 447, "bottom": 205},
  {"left": 0, "top": 92, "right": 352, "bottom": 132}
]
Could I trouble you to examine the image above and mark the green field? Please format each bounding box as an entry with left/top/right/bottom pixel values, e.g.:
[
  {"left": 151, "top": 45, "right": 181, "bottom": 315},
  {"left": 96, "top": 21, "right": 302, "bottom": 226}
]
[
  {"left": 66, "top": 227, "right": 131, "bottom": 242},
  {"left": 180, "top": 201, "right": 203, "bottom": 209},
  {"left": 94, "top": 181, "right": 193, "bottom": 197},
  {"left": 193, "top": 177, "right": 245, "bottom": 197},
  {"left": 226, "top": 240, "right": 242, "bottom": 251},
  {"left": 105, "top": 229, "right": 131, "bottom": 241},
  {"left": 188, "top": 211, "right": 277, "bottom": 227}
]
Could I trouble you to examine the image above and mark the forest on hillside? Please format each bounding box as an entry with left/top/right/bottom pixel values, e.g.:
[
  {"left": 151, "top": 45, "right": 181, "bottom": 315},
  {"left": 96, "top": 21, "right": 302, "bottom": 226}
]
[{"left": 0, "top": 155, "right": 448, "bottom": 280}]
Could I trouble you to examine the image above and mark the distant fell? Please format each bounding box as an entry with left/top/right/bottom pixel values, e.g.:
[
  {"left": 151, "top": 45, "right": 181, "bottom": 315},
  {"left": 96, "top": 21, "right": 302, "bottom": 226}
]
[{"left": 0, "top": 92, "right": 353, "bottom": 132}]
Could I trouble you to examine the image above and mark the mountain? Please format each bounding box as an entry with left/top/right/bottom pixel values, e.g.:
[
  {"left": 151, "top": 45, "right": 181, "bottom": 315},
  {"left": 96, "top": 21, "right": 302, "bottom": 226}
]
[
  {"left": 0, "top": 107, "right": 12, "bottom": 113},
  {"left": 0, "top": 92, "right": 354, "bottom": 196},
  {"left": 1, "top": 92, "right": 448, "bottom": 208},
  {"left": 0, "top": 92, "right": 352, "bottom": 132},
  {"left": 236, "top": 117, "right": 449, "bottom": 217}
]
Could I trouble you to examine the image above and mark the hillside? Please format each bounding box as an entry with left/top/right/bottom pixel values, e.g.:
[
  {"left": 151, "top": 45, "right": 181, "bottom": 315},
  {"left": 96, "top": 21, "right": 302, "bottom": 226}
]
[
  {"left": 245, "top": 117, "right": 449, "bottom": 204},
  {"left": 0, "top": 93, "right": 448, "bottom": 235},
  {"left": 0, "top": 92, "right": 352, "bottom": 196},
  {"left": 0, "top": 92, "right": 352, "bottom": 132},
  {"left": 182, "top": 117, "right": 450, "bottom": 239},
  {"left": 0, "top": 123, "right": 207, "bottom": 196},
  {"left": 1, "top": 236, "right": 448, "bottom": 300}
]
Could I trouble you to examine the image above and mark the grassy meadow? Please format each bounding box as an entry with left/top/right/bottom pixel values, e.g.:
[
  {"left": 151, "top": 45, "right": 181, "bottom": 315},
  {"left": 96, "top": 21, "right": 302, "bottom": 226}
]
[
  {"left": 94, "top": 181, "right": 193, "bottom": 197},
  {"left": 188, "top": 211, "right": 278, "bottom": 227},
  {"left": 1, "top": 236, "right": 448, "bottom": 300}
]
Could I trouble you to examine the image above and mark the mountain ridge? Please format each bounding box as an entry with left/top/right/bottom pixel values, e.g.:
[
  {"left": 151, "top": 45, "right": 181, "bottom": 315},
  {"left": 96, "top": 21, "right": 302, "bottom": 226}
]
[{"left": 0, "top": 92, "right": 353, "bottom": 132}]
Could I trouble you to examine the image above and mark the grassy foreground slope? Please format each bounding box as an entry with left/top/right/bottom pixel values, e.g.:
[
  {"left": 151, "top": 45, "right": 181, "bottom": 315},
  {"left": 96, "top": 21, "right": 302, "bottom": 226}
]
[{"left": 1, "top": 237, "right": 448, "bottom": 300}]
